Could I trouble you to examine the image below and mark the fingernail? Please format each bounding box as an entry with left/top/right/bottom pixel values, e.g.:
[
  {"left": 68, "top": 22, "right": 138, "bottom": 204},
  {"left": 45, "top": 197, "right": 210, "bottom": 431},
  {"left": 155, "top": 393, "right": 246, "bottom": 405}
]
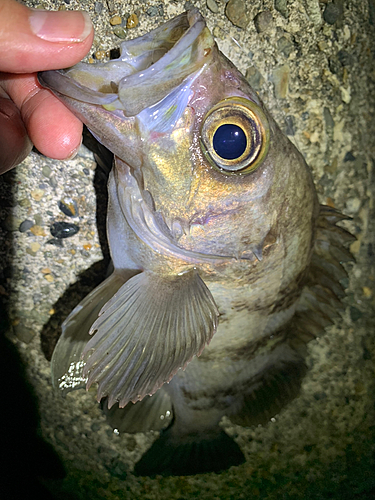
[
  {"left": 29, "top": 9, "right": 92, "bottom": 43},
  {"left": 66, "top": 137, "right": 83, "bottom": 161}
]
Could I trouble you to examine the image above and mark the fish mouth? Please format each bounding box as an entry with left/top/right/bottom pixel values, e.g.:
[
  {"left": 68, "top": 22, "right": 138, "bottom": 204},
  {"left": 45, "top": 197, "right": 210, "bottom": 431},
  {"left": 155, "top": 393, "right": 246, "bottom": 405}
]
[{"left": 38, "top": 8, "right": 213, "bottom": 117}]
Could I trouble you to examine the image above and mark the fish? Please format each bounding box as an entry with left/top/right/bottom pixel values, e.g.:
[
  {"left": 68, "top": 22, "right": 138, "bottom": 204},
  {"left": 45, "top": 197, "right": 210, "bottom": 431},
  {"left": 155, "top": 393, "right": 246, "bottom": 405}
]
[{"left": 38, "top": 9, "right": 354, "bottom": 476}]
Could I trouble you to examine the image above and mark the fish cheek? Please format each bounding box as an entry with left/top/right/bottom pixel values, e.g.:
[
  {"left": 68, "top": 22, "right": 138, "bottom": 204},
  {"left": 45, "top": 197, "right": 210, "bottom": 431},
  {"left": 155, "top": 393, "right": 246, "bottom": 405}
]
[{"left": 141, "top": 133, "right": 196, "bottom": 220}]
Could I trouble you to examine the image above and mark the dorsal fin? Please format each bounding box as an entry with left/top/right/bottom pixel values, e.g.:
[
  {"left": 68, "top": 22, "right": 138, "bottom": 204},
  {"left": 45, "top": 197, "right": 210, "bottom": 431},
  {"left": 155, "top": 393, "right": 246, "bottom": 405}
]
[
  {"left": 230, "top": 205, "right": 354, "bottom": 426},
  {"left": 290, "top": 204, "right": 355, "bottom": 351}
]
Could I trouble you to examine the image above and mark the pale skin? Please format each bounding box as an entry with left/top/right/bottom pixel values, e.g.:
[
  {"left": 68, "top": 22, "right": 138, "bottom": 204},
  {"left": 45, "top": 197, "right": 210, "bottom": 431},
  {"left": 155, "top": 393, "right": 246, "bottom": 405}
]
[{"left": 0, "top": 0, "right": 94, "bottom": 174}]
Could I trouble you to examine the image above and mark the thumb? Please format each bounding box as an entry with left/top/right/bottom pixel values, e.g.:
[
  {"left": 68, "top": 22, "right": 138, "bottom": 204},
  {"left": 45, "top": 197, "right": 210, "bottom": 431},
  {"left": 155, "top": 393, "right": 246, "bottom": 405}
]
[{"left": 0, "top": 0, "right": 93, "bottom": 74}]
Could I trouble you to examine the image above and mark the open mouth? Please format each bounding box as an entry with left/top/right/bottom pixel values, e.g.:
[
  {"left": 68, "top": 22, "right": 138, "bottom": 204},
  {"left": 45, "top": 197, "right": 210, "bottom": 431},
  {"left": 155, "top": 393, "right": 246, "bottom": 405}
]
[{"left": 38, "top": 9, "right": 211, "bottom": 117}]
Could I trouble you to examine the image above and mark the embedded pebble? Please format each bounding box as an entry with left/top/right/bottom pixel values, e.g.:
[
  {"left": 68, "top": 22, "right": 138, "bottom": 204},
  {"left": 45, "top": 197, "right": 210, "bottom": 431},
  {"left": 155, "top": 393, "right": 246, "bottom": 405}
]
[
  {"left": 272, "top": 64, "right": 290, "bottom": 99},
  {"left": 106, "top": 0, "right": 115, "bottom": 12},
  {"left": 42, "top": 166, "right": 51, "bottom": 178},
  {"left": 325, "top": 156, "right": 338, "bottom": 175},
  {"left": 225, "top": 0, "right": 249, "bottom": 29},
  {"left": 114, "top": 27, "right": 127, "bottom": 39},
  {"left": 19, "top": 220, "right": 34, "bottom": 233},
  {"left": 341, "top": 86, "right": 351, "bottom": 104},
  {"left": 328, "top": 56, "right": 341, "bottom": 75},
  {"left": 49, "top": 176, "right": 58, "bottom": 189},
  {"left": 344, "top": 151, "right": 356, "bottom": 162},
  {"left": 30, "top": 225, "right": 46, "bottom": 237},
  {"left": 275, "top": 0, "right": 288, "bottom": 19},
  {"left": 207, "top": 0, "right": 219, "bottom": 14},
  {"left": 47, "top": 238, "right": 64, "bottom": 247},
  {"left": 94, "top": 2, "right": 103, "bottom": 14},
  {"left": 337, "top": 49, "right": 353, "bottom": 67},
  {"left": 363, "top": 286, "right": 373, "bottom": 298},
  {"left": 3, "top": 215, "right": 22, "bottom": 231},
  {"left": 31, "top": 189, "right": 44, "bottom": 201},
  {"left": 30, "top": 242, "right": 41, "bottom": 253},
  {"left": 19, "top": 198, "right": 31, "bottom": 208},
  {"left": 323, "top": 3, "right": 342, "bottom": 25},
  {"left": 34, "top": 214, "right": 43, "bottom": 225},
  {"left": 350, "top": 306, "right": 363, "bottom": 322},
  {"left": 146, "top": 6, "right": 158, "bottom": 17},
  {"left": 254, "top": 10, "right": 273, "bottom": 33},
  {"left": 26, "top": 245, "right": 39, "bottom": 256},
  {"left": 283, "top": 115, "right": 296, "bottom": 136},
  {"left": 50, "top": 222, "right": 80, "bottom": 239},
  {"left": 58, "top": 198, "right": 78, "bottom": 217},
  {"left": 95, "top": 50, "right": 108, "bottom": 60},
  {"left": 212, "top": 26, "right": 225, "bottom": 39},
  {"left": 277, "top": 36, "right": 294, "bottom": 58},
  {"left": 109, "top": 15, "right": 122, "bottom": 26},
  {"left": 127, "top": 13, "right": 139, "bottom": 29},
  {"left": 323, "top": 107, "right": 334, "bottom": 130},
  {"left": 14, "top": 323, "right": 35, "bottom": 343},
  {"left": 313, "top": 391, "right": 327, "bottom": 401},
  {"left": 318, "top": 40, "right": 328, "bottom": 52},
  {"left": 245, "top": 66, "right": 265, "bottom": 90}
]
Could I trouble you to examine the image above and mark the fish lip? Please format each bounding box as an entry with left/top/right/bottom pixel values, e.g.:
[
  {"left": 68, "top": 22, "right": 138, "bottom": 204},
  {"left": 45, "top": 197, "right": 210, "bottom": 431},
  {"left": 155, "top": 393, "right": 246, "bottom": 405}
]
[
  {"left": 38, "top": 8, "right": 211, "bottom": 117},
  {"left": 37, "top": 71, "right": 118, "bottom": 105}
]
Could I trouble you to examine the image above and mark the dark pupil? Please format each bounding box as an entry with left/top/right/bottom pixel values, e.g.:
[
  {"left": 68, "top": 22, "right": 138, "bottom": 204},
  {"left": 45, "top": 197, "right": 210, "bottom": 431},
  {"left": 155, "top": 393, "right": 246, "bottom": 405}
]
[{"left": 213, "top": 124, "right": 247, "bottom": 160}]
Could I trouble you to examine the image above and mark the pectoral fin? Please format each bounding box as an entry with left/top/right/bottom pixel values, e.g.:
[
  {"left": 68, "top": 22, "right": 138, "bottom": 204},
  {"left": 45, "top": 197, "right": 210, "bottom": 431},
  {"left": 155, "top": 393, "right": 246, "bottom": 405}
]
[
  {"left": 82, "top": 270, "right": 219, "bottom": 408},
  {"left": 51, "top": 272, "right": 126, "bottom": 395}
]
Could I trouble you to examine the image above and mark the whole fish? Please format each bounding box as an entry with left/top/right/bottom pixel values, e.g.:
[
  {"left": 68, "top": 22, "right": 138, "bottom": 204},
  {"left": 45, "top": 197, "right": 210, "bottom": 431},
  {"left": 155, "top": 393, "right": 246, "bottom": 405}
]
[{"left": 39, "top": 9, "right": 354, "bottom": 476}]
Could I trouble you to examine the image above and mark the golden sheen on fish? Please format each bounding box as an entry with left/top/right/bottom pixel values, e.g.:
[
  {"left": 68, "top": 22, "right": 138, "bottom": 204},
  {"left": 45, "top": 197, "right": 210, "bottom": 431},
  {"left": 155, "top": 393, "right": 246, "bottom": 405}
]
[{"left": 38, "top": 9, "right": 354, "bottom": 476}]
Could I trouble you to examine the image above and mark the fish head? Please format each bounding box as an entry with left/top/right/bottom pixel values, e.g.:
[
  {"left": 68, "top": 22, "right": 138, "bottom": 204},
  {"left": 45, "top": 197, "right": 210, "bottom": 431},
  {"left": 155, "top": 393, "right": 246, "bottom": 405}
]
[{"left": 39, "top": 9, "right": 318, "bottom": 281}]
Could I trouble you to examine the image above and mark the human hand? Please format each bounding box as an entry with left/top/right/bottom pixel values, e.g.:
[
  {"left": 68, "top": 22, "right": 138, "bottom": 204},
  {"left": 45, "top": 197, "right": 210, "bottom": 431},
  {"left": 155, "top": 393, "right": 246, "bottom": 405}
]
[{"left": 0, "top": 0, "right": 94, "bottom": 174}]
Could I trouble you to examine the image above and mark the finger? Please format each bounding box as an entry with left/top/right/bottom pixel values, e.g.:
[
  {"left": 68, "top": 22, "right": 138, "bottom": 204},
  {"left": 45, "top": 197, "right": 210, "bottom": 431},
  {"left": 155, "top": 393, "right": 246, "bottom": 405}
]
[
  {"left": 1, "top": 73, "right": 83, "bottom": 160},
  {"left": 0, "top": 0, "right": 94, "bottom": 74},
  {"left": 0, "top": 93, "right": 33, "bottom": 174}
]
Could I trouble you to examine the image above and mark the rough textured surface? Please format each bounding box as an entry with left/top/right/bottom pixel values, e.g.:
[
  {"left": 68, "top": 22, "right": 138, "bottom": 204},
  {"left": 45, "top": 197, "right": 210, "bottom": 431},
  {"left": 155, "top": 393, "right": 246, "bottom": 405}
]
[{"left": 0, "top": 1, "right": 374, "bottom": 499}]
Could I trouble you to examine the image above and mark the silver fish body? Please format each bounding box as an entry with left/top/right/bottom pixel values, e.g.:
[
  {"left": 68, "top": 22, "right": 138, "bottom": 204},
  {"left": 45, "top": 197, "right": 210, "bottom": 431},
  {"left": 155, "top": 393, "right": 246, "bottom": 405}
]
[{"left": 39, "top": 9, "right": 353, "bottom": 475}]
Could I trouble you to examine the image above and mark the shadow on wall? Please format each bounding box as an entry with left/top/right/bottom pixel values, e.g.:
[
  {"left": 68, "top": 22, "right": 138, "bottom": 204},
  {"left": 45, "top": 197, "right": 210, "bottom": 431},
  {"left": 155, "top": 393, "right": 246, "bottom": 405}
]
[
  {"left": 0, "top": 132, "right": 112, "bottom": 499},
  {"left": 0, "top": 169, "right": 64, "bottom": 498}
]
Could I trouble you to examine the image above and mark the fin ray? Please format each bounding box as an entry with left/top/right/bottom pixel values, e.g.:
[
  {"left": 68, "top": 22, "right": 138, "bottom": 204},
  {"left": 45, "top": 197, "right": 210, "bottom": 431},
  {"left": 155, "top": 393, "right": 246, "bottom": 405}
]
[
  {"left": 102, "top": 388, "right": 173, "bottom": 433},
  {"left": 50, "top": 273, "right": 126, "bottom": 394},
  {"left": 134, "top": 428, "right": 245, "bottom": 476},
  {"left": 82, "top": 270, "right": 219, "bottom": 407}
]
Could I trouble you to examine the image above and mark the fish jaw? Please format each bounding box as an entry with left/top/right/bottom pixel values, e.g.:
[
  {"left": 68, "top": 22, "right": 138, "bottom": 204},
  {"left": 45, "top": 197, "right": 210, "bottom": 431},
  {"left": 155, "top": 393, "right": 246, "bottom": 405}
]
[{"left": 37, "top": 8, "right": 214, "bottom": 164}]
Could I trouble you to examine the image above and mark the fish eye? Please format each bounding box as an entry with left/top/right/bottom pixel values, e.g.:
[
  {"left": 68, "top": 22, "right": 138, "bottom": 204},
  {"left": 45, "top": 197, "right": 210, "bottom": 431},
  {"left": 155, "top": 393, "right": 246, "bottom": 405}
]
[
  {"left": 213, "top": 124, "right": 247, "bottom": 160},
  {"left": 200, "top": 97, "right": 270, "bottom": 174}
]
